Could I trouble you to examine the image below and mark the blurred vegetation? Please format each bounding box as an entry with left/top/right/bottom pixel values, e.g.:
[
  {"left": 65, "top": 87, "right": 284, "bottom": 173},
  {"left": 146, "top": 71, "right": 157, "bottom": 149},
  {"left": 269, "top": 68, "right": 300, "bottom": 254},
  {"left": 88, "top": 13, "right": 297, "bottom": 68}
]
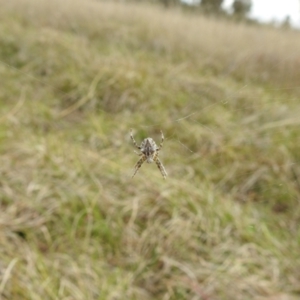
[
  {"left": 0, "top": 0, "right": 300, "bottom": 299},
  {"left": 140, "top": 0, "right": 253, "bottom": 20},
  {"left": 200, "top": 0, "right": 224, "bottom": 14},
  {"left": 232, "top": 0, "right": 252, "bottom": 18}
]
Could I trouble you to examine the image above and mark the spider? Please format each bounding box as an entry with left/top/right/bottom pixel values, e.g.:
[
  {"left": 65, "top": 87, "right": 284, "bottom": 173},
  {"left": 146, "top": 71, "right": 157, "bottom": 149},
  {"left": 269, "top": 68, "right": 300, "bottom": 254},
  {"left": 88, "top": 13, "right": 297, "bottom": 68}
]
[{"left": 130, "top": 129, "right": 167, "bottom": 179}]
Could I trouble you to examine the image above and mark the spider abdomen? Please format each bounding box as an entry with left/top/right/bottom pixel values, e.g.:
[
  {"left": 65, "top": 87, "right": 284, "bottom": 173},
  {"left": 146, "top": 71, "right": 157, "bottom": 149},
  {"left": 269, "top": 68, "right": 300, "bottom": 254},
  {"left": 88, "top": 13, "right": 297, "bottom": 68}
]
[{"left": 141, "top": 138, "right": 157, "bottom": 158}]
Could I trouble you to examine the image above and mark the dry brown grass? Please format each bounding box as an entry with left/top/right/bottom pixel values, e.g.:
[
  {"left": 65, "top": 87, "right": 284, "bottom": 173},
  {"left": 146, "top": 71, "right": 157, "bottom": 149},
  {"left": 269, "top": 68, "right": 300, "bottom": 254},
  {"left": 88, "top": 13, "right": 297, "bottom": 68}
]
[
  {"left": 2, "top": 0, "right": 300, "bottom": 89},
  {"left": 0, "top": 0, "right": 300, "bottom": 299}
]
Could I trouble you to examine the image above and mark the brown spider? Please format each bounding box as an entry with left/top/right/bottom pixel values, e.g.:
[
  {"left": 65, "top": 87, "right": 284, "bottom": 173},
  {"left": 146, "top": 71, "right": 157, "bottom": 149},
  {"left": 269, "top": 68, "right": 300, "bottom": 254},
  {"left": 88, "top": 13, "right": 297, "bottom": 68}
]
[{"left": 130, "top": 129, "right": 167, "bottom": 179}]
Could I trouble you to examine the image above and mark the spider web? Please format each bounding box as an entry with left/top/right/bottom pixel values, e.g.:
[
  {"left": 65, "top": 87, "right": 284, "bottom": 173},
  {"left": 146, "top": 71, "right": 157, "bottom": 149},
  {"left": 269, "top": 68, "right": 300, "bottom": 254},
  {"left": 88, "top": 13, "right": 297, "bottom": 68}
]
[
  {"left": 2, "top": 59, "right": 300, "bottom": 181},
  {"left": 1, "top": 3, "right": 300, "bottom": 299},
  {"left": 1, "top": 29, "right": 300, "bottom": 207},
  {"left": 131, "top": 80, "right": 300, "bottom": 207}
]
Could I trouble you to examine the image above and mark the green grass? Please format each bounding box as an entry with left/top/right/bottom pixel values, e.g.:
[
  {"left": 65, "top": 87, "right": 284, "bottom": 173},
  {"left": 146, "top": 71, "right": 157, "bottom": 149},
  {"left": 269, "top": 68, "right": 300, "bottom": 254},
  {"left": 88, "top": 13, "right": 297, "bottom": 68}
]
[{"left": 0, "top": 0, "right": 300, "bottom": 299}]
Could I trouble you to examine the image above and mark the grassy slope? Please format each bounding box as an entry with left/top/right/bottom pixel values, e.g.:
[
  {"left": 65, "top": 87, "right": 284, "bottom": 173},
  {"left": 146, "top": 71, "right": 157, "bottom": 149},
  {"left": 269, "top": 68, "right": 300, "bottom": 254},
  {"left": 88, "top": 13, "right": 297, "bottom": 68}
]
[{"left": 0, "top": 0, "right": 300, "bottom": 299}]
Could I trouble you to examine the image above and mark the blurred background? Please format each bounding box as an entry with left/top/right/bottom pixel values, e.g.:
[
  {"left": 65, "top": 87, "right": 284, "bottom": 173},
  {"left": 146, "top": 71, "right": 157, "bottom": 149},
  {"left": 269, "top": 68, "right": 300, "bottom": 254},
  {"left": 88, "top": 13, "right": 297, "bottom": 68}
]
[{"left": 0, "top": 0, "right": 300, "bottom": 299}]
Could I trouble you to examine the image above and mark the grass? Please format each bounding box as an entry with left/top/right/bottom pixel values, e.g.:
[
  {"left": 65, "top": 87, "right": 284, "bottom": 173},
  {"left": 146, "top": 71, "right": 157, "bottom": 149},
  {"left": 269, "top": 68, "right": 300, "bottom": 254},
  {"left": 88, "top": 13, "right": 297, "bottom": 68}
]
[{"left": 0, "top": 0, "right": 300, "bottom": 299}]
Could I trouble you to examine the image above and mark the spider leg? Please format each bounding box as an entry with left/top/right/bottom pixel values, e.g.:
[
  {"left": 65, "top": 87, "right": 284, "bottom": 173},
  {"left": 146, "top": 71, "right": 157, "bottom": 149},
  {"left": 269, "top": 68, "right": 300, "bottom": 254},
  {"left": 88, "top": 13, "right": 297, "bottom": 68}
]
[
  {"left": 132, "top": 155, "right": 147, "bottom": 178},
  {"left": 153, "top": 154, "right": 167, "bottom": 179},
  {"left": 134, "top": 150, "right": 143, "bottom": 156},
  {"left": 130, "top": 129, "right": 141, "bottom": 150},
  {"left": 157, "top": 130, "right": 164, "bottom": 151}
]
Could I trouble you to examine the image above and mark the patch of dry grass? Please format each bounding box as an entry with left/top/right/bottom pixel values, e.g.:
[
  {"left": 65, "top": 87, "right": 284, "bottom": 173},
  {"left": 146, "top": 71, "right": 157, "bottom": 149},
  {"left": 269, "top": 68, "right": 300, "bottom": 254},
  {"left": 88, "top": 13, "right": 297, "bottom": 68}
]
[{"left": 0, "top": 0, "right": 300, "bottom": 299}]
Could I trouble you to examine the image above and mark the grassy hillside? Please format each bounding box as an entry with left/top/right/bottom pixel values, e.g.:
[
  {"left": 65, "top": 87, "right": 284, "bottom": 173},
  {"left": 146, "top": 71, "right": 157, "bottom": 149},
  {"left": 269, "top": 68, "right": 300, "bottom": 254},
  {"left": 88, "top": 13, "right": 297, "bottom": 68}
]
[{"left": 0, "top": 0, "right": 300, "bottom": 299}]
